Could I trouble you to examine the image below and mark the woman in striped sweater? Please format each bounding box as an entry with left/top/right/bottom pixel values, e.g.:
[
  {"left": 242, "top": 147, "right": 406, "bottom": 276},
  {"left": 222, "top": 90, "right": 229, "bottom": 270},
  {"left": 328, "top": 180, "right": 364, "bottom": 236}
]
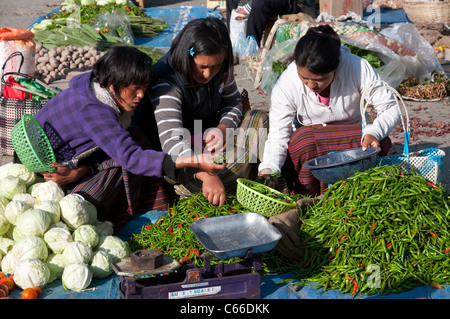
[
  {"left": 258, "top": 25, "right": 401, "bottom": 196},
  {"left": 134, "top": 17, "right": 268, "bottom": 206}
]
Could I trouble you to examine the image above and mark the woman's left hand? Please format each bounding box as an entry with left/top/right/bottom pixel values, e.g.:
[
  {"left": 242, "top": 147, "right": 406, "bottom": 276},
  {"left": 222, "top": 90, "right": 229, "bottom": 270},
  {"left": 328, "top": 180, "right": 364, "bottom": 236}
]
[
  {"left": 361, "top": 134, "right": 380, "bottom": 151},
  {"left": 204, "top": 125, "right": 227, "bottom": 152}
]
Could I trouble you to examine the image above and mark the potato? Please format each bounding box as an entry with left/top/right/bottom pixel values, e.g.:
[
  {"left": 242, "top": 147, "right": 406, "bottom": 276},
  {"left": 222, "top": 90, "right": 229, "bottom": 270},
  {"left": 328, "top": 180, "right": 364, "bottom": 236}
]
[{"left": 37, "top": 56, "right": 49, "bottom": 64}]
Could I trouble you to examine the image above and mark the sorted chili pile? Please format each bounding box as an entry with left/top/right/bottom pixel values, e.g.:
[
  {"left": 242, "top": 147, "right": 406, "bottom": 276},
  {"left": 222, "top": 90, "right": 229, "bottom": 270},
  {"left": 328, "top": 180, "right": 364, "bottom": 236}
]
[
  {"left": 287, "top": 165, "right": 450, "bottom": 296},
  {"left": 128, "top": 193, "right": 249, "bottom": 268}
]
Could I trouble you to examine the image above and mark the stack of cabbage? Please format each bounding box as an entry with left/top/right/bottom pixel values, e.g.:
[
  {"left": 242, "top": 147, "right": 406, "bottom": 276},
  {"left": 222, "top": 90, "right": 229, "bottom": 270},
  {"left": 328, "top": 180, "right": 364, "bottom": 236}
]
[{"left": 0, "top": 163, "right": 130, "bottom": 293}]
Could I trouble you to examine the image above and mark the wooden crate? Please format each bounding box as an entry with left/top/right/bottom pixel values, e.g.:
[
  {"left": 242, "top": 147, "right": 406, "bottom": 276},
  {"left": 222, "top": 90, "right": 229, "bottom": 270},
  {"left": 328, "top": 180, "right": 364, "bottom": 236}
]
[{"left": 206, "top": 0, "right": 226, "bottom": 10}]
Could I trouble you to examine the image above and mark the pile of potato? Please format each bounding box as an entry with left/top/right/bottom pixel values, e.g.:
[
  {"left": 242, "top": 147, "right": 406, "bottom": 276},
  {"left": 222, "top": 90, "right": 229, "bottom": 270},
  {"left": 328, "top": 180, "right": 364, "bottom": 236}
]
[{"left": 34, "top": 42, "right": 106, "bottom": 84}]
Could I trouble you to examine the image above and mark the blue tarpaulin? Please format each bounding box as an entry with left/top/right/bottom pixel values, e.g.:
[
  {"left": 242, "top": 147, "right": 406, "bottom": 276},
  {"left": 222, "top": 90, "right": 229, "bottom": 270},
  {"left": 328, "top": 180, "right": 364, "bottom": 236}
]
[{"left": 135, "top": 6, "right": 222, "bottom": 53}]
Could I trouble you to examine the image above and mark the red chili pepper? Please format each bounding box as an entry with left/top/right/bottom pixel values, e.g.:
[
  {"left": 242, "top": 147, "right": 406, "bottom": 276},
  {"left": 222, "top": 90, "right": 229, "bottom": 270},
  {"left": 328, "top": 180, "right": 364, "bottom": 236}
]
[
  {"left": 430, "top": 231, "right": 437, "bottom": 239},
  {"left": 371, "top": 222, "right": 376, "bottom": 234},
  {"left": 168, "top": 228, "right": 173, "bottom": 235},
  {"left": 230, "top": 209, "right": 237, "bottom": 212},
  {"left": 430, "top": 283, "right": 442, "bottom": 289},
  {"left": 386, "top": 242, "right": 392, "bottom": 248},
  {"left": 445, "top": 247, "right": 450, "bottom": 254},
  {"left": 351, "top": 283, "right": 358, "bottom": 295},
  {"left": 426, "top": 181, "right": 438, "bottom": 189},
  {"left": 339, "top": 235, "right": 347, "bottom": 242},
  {"left": 144, "top": 225, "right": 150, "bottom": 230}
]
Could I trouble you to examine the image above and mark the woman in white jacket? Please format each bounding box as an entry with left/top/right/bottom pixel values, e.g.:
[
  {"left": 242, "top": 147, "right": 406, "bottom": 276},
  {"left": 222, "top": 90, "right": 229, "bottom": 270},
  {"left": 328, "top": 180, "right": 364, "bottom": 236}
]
[{"left": 258, "top": 25, "right": 401, "bottom": 196}]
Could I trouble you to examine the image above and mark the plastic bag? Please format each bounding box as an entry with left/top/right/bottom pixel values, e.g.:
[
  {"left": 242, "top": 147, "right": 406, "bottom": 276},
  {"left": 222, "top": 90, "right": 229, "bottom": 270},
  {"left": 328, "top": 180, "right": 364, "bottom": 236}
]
[
  {"left": 239, "top": 35, "right": 259, "bottom": 61},
  {"left": 232, "top": 32, "right": 246, "bottom": 64},
  {"left": 93, "top": 8, "right": 134, "bottom": 45},
  {"left": 380, "top": 23, "right": 443, "bottom": 81},
  {"left": 260, "top": 38, "right": 297, "bottom": 94}
]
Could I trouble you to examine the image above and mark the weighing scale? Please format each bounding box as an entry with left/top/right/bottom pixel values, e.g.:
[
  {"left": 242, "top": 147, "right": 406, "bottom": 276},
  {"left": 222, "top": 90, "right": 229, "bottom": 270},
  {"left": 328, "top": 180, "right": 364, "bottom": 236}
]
[{"left": 112, "top": 213, "right": 282, "bottom": 299}]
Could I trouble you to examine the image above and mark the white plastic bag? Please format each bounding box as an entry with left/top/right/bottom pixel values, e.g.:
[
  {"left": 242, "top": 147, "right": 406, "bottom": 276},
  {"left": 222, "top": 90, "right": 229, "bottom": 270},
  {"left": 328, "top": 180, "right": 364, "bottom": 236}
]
[{"left": 380, "top": 23, "right": 443, "bottom": 81}]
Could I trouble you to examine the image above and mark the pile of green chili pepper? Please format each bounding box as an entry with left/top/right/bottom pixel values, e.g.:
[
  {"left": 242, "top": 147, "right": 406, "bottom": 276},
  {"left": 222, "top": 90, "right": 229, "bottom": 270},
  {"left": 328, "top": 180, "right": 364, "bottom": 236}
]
[
  {"left": 129, "top": 193, "right": 250, "bottom": 268},
  {"left": 286, "top": 165, "right": 450, "bottom": 296}
]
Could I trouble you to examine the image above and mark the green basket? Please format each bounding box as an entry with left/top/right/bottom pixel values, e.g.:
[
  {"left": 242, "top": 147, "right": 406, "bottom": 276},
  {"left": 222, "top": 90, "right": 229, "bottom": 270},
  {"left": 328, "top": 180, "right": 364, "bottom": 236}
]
[
  {"left": 236, "top": 178, "right": 296, "bottom": 217},
  {"left": 11, "top": 114, "right": 56, "bottom": 173}
]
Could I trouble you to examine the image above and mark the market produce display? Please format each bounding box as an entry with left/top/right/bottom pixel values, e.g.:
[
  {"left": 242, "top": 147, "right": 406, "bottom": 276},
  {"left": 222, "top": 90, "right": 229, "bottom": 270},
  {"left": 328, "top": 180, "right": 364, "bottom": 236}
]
[
  {"left": 30, "top": 1, "right": 168, "bottom": 83},
  {"left": 398, "top": 70, "right": 450, "bottom": 101},
  {"left": 0, "top": 163, "right": 130, "bottom": 298},
  {"left": 283, "top": 165, "right": 450, "bottom": 296}
]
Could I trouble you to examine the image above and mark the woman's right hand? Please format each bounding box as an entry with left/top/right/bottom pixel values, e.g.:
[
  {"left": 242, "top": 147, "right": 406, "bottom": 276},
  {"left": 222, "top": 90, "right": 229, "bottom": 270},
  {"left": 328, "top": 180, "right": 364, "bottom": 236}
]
[
  {"left": 197, "top": 172, "right": 226, "bottom": 206},
  {"left": 258, "top": 168, "right": 279, "bottom": 189}
]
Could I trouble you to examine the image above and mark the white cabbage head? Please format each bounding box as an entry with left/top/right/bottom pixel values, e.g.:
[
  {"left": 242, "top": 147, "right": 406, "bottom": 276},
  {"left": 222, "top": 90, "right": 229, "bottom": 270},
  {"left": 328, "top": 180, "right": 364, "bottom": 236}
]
[
  {"left": 62, "top": 241, "right": 92, "bottom": 265},
  {"left": 11, "top": 193, "right": 35, "bottom": 207},
  {"left": 73, "top": 225, "right": 99, "bottom": 248},
  {"left": 34, "top": 200, "right": 61, "bottom": 224},
  {"left": 15, "top": 208, "right": 51, "bottom": 237},
  {"left": 0, "top": 175, "right": 27, "bottom": 200},
  {"left": 59, "top": 194, "right": 92, "bottom": 230},
  {"left": 0, "top": 213, "right": 10, "bottom": 236},
  {"left": 97, "top": 235, "right": 130, "bottom": 262},
  {"left": 14, "top": 258, "right": 51, "bottom": 289},
  {"left": 6, "top": 163, "right": 37, "bottom": 187},
  {"left": 94, "top": 220, "right": 114, "bottom": 237},
  {"left": 44, "top": 227, "right": 73, "bottom": 254},
  {"left": 62, "top": 263, "right": 92, "bottom": 292},
  {"left": 4, "top": 200, "right": 32, "bottom": 225},
  {"left": 11, "top": 235, "right": 49, "bottom": 262},
  {"left": 28, "top": 181, "right": 65, "bottom": 202},
  {"left": 89, "top": 250, "right": 113, "bottom": 278}
]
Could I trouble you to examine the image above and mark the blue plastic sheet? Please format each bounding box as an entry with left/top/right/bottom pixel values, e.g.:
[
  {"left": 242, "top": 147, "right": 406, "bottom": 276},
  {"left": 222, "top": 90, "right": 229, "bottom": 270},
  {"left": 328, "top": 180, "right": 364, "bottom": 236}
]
[
  {"left": 134, "top": 6, "right": 222, "bottom": 52},
  {"left": 8, "top": 209, "right": 450, "bottom": 299}
]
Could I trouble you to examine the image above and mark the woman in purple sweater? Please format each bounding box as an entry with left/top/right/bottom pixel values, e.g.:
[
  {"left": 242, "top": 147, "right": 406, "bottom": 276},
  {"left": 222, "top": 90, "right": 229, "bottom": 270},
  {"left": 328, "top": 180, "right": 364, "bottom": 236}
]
[{"left": 32, "top": 46, "right": 224, "bottom": 229}]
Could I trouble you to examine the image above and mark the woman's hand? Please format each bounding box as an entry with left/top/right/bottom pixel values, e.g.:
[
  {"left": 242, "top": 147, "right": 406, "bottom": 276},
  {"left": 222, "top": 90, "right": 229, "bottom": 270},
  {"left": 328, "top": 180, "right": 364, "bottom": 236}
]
[
  {"left": 204, "top": 125, "right": 227, "bottom": 153},
  {"left": 175, "top": 153, "right": 226, "bottom": 173},
  {"left": 361, "top": 134, "right": 380, "bottom": 151},
  {"left": 41, "top": 163, "right": 90, "bottom": 186},
  {"left": 258, "top": 168, "right": 279, "bottom": 189},
  {"left": 197, "top": 172, "right": 226, "bottom": 206}
]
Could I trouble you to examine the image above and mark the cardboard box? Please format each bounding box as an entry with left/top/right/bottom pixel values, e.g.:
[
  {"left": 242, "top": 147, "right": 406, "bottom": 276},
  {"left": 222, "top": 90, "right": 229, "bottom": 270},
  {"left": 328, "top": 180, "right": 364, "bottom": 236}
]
[
  {"left": 206, "top": 0, "right": 226, "bottom": 10},
  {"left": 320, "top": 0, "right": 363, "bottom": 17}
]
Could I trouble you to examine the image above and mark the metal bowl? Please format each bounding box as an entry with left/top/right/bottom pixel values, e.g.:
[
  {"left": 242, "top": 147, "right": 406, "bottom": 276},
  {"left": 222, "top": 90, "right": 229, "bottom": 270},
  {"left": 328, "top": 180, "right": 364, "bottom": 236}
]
[{"left": 303, "top": 147, "right": 381, "bottom": 185}]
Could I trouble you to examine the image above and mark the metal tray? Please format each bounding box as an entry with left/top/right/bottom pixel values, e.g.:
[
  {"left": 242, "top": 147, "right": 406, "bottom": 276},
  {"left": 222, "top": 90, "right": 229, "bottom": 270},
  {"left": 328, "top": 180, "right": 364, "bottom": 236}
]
[{"left": 190, "top": 212, "right": 282, "bottom": 259}]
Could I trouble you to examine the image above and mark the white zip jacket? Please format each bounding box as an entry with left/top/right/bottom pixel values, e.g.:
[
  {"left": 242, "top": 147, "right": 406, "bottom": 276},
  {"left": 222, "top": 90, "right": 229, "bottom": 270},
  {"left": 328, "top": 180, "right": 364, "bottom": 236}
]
[{"left": 258, "top": 46, "right": 401, "bottom": 174}]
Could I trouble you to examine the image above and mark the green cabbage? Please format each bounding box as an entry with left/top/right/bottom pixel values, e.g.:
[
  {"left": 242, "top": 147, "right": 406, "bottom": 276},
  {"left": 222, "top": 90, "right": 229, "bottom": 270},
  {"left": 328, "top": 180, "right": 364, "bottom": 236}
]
[
  {"left": 0, "top": 213, "right": 10, "bottom": 236},
  {"left": 4, "top": 200, "right": 32, "bottom": 225},
  {"left": 44, "top": 227, "right": 73, "bottom": 254},
  {"left": 97, "top": 235, "right": 130, "bottom": 262},
  {"left": 94, "top": 220, "right": 114, "bottom": 237},
  {"left": 62, "top": 262, "right": 92, "bottom": 292},
  {"left": 28, "top": 181, "right": 65, "bottom": 202},
  {"left": 0, "top": 176, "right": 27, "bottom": 200},
  {"left": 73, "top": 225, "right": 99, "bottom": 248},
  {"left": 15, "top": 208, "right": 51, "bottom": 237},
  {"left": 14, "top": 258, "right": 51, "bottom": 289},
  {"left": 0, "top": 236, "right": 14, "bottom": 256},
  {"left": 11, "top": 193, "right": 35, "bottom": 207},
  {"left": 34, "top": 200, "right": 61, "bottom": 224},
  {"left": 0, "top": 251, "right": 18, "bottom": 275},
  {"left": 46, "top": 253, "right": 66, "bottom": 282},
  {"left": 11, "top": 235, "right": 49, "bottom": 262},
  {"left": 6, "top": 163, "right": 37, "bottom": 187},
  {"left": 59, "top": 194, "right": 92, "bottom": 230},
  {"left": 62, "top": 241, "right": 92, "bottom": 264},
  {"left": 90, "top": 250, "right": 113, "bottom": 278}
]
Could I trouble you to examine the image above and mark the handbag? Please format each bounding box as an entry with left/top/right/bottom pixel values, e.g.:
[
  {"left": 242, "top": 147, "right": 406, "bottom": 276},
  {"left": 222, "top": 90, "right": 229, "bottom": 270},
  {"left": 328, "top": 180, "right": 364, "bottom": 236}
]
[
  {"left": 361, "top": 80, "right": 445, "bottom": 184},
  {"left": 0, "top": 51, "right": 60, "bottom": 156}
]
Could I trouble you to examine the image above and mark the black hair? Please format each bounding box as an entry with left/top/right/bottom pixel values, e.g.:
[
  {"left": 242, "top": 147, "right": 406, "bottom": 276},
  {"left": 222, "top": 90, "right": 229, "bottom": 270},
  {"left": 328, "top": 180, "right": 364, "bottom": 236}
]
[
  {"left": 91, "top": 45, "right": 153, "bottom": 97},
  {"left": 169, "top": 17, "right": 233, "bottom": 86},
  {"left": 294, "top": 25, "right": 341, "bottom": 74}
]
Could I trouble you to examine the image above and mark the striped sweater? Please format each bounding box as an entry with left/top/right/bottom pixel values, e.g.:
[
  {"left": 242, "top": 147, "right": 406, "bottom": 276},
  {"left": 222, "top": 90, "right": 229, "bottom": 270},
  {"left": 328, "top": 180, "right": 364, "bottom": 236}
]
[{"left": 149, "top": 53, "right": 243, "bottom": 157}]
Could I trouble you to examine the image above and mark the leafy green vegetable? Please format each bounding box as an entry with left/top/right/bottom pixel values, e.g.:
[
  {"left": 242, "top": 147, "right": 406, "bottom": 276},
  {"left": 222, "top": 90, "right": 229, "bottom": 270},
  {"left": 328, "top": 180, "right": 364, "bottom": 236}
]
[{"left": 343, "top": 43, "right": 385, "bottom": 69}]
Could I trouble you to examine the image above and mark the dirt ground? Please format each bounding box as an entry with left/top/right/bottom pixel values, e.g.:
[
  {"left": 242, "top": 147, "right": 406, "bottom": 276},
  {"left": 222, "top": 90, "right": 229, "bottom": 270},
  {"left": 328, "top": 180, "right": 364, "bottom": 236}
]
[{"left": 1, "top": 0, "right": 449, "bottom": 191}]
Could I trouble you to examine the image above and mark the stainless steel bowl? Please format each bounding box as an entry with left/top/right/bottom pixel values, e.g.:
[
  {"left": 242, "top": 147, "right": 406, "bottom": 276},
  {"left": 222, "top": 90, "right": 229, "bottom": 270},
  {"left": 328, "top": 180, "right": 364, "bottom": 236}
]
[{"left": 303, "top": 147, "right": 381, "bottom": 184}]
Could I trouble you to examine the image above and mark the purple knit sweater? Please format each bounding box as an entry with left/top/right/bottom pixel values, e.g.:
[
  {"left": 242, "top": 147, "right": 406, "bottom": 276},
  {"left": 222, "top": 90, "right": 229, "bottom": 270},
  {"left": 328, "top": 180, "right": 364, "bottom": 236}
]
[{"left": 34, "top": 71, "right": 167, "bottom": 178}]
